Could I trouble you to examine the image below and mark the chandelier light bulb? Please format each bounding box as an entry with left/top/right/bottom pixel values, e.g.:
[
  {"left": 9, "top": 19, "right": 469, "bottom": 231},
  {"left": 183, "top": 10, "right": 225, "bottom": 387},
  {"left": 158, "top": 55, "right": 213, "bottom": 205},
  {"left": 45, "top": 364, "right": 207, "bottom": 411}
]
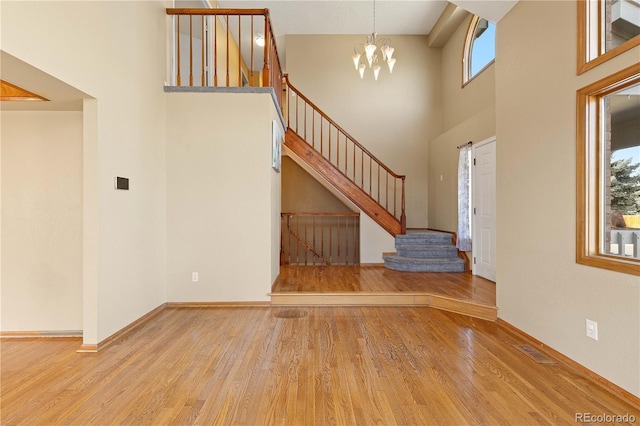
[
  {"left": 388, "top": 58, "right": 396, "bottom": 73},
  {"left": 352, "top": 53, "right": 361, "bottom": 70},
  {"left": 365, "top": 43, "right": 376, "bottom": 59},
  {"left": 358, "top": 64, "right": 366, "bottom": 79},
  {"left": 373, "top": 65, "right": 381, "bottom": 80}
]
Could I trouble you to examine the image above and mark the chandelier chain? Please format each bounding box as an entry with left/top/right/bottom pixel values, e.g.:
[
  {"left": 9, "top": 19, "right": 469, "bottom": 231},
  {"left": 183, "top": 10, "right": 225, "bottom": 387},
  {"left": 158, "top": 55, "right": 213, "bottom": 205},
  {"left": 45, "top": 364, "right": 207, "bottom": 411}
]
[{"left": 373, "top": 0, "right": 376, "bottom": 34}]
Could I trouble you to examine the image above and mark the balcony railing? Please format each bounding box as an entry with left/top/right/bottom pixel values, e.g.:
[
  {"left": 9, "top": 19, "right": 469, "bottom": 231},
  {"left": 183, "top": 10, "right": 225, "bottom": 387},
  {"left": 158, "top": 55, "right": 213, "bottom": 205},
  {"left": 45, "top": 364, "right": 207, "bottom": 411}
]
[
  {"left": 281, "top": 212, "right": 360, "bottom": 266},
  {"left": 166, "top": 8, "right": 283, "bottom": 108},
  {"left": 609, "top": 229, "right": 640, "bottom": 258}
]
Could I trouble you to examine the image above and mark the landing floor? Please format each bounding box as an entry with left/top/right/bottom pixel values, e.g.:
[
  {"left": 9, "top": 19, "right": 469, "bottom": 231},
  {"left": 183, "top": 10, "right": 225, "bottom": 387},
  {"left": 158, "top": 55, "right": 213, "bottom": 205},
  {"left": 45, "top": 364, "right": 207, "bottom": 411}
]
[{"left": 271, "top": 265, "right": 497, "bottom": 319}]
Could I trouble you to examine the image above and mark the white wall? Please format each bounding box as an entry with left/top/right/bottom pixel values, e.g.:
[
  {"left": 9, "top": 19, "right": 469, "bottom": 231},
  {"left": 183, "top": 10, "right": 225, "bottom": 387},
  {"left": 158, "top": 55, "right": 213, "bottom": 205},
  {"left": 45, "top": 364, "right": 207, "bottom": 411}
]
[
  {"left": 165, "top": 92, "right": 281, "bottom": 302},
  {"left": 496, "top": 0, "right": 640, "bottom": 396},
  {"left": 360, "top": 214, "right": 396, "bottom": 264},
  {"left": 285, "top": 35, "right": 442, "bottom": 228},
  {"left": 1, "top": 111, "right": 83, "bottom": 332},
  {"left": 1, "top": 1, "right": 169, "bottom": 344}
]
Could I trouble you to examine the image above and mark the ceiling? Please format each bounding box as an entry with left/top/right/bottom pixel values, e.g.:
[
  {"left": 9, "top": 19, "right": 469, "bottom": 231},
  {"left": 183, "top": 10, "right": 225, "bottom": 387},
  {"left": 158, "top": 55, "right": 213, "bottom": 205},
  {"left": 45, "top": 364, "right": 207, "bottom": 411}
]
[
  {"left": 214, "top": 0, "right": 519, "bottom": 36},
  {"left": 209, "top": 0, "right": 518, "bottom": 71}
]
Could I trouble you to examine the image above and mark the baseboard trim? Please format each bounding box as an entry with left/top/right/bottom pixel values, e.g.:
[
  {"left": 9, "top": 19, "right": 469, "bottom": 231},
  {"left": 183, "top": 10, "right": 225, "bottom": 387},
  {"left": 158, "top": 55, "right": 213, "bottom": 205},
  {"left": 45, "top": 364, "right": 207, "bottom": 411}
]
[
  {"left": 77, "top": 344, "right": 98, "bottom": 353},
  {"left": 167, "top": 302, "right": 270, "bottom": 308},
  {"left": 77, "top": 303, "right": 168, "bottom": 353},
  {"left": 1, "top": 330, "right": 82, "bottom": 340},
  {"left": 497, "top": 318, "right": 640, "bottom": 409}
]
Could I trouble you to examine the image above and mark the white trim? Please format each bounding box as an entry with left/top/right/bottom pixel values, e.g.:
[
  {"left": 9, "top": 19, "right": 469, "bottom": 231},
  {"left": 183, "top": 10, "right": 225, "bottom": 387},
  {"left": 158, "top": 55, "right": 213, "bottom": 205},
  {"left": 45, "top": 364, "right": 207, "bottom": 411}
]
[{"left": 471, "top": 136, "right": 497, "bottom": 281}]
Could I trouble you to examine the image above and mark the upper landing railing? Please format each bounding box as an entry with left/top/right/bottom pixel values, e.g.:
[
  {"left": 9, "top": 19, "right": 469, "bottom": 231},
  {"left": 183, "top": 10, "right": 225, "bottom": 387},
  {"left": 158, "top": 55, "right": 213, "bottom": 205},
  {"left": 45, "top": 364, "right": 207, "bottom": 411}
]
[{"left": 166, "top": 8, "right": 283, "bottom": 108}]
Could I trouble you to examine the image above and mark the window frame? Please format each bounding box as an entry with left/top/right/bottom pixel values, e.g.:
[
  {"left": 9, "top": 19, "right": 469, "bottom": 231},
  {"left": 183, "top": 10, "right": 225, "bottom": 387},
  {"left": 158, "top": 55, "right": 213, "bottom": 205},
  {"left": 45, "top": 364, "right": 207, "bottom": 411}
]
[
  {"left": 576, "top": 62, "right": 640, "bottom": 275},
  {"left": 578, "top": 0, "right": 640, "bottom": 74},
  {"left": 462, "top": 15, "right": 495, "bottom": 87}
]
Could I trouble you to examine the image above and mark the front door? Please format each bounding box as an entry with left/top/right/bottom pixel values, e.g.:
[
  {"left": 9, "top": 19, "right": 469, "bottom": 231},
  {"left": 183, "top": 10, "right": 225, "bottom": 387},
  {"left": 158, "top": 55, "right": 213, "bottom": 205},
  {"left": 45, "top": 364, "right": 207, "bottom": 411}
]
[{"left": 472, "top": 137, "right": 496, "bottom": 281}]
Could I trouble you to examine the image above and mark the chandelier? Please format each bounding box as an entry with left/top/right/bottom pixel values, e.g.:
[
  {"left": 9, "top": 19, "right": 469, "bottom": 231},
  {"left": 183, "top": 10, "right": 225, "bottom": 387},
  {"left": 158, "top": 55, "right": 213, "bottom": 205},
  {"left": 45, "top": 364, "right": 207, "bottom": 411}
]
[{"left": 352, "top": 0, "right": 396, "bottom": 80}]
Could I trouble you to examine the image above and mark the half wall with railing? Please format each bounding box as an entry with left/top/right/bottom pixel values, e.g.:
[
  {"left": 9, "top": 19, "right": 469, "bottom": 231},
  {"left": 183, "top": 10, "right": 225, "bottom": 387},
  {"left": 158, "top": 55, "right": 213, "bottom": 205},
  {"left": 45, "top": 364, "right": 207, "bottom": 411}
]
[
  {"left": 166, "top": 8, "right": 283, "bottom": 107},
  {"left": 281, "top": 212, "right": 360, "bottom": 265}
]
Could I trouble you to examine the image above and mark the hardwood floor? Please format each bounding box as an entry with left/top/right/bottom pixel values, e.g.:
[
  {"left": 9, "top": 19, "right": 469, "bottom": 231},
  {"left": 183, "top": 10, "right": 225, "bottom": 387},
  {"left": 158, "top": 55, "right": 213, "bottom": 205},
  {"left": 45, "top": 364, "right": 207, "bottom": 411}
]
[
  {"left": 271, "top": 266, "right": 497, "bottom": 320},
  {"left": 2, "top": 306, "right": 638, "bottom": 425}
]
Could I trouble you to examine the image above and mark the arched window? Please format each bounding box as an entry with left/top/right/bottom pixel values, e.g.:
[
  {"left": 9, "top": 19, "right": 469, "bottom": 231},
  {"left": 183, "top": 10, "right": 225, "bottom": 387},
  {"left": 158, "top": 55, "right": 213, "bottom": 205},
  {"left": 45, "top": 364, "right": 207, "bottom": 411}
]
[{"left": 463, "top": 15, "right": 496, "bottom": 85}]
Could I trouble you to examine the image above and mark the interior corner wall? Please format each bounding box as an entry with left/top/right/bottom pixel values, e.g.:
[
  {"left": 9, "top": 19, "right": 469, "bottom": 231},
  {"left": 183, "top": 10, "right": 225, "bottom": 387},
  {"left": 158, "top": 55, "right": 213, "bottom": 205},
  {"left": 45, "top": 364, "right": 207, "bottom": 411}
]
[
  {"left": 496, "top": 0, "right": 640, "bottom": 396},
  {"left": 166, "top": 92, "right": 280, "bottom": 302},
  {"left": 1, "top": 111, "right": 83, "bottom": 332},
  {"left": 1, "top": 1, "right": 169, "bottom": 344},
  {"left": 281, "top": 157, "right": 352, "bottom": 213},
  {"left": 427, "top": 14, "right": 496, "bottom": 233},
  {"left": 285, "top": 35, "right": 442, "bottom": 228},
  {"left": 270, "top": 101, "right": 283, "bottom": 286}
]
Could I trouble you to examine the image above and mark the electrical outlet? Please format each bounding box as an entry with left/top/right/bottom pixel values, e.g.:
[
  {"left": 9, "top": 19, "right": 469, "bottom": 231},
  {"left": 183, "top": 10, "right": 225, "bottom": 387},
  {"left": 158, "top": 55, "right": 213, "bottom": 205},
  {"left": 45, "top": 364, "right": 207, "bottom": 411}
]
[
  {"left": 192, "top": 272, "right": 199, "bottom": 282},
  {"left": 586, "top": 319, "right": 598, "bottom": 340}
]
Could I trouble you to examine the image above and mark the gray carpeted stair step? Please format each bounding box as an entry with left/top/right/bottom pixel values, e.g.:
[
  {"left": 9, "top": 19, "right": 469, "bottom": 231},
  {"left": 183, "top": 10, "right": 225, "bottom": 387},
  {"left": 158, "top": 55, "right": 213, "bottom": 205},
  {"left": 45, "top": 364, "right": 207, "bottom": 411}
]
[
  {"left": 382, "top": 255, "right": 465, "bottom": 272},
  {"left": 395, "top": 244, "right": 459, "bottom": 259},
  {"left": 383, "top": 230, "right": 465, "bottom": 273},
  {"left": 395, "top": 231, "right": 453, "bottom": 246}
]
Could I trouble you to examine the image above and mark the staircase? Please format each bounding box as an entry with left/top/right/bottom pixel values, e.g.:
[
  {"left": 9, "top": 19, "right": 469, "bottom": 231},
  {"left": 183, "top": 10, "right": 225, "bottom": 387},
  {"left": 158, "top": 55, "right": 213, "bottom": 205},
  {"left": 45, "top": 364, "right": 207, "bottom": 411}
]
[
  {"left": 383, "top": 230, "right": 466, "bottom": 272},
  {"left": 284, "top": 75, "right": 405, "bottom": 237}
]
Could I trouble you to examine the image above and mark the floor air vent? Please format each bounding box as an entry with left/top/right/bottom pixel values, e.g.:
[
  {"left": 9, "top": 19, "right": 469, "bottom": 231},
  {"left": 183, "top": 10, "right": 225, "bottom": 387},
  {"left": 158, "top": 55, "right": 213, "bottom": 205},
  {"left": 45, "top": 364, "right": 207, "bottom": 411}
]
[
  {"left": 273, "top": 309, "right": 309, "bottom": 319},
  {"left": 514, "top": 345, "right": 557, "bottom": 364}
]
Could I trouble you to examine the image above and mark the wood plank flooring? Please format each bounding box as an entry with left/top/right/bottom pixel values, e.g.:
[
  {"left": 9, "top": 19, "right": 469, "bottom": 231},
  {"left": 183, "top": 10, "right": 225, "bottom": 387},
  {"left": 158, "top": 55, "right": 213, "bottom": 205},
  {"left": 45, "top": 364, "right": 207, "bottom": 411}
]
[
  {"left": 2, "top": 306, "right": 638, "bottom": 425},
  {"left": 271, "top": 266, "right": 497, "bottom": 320}
]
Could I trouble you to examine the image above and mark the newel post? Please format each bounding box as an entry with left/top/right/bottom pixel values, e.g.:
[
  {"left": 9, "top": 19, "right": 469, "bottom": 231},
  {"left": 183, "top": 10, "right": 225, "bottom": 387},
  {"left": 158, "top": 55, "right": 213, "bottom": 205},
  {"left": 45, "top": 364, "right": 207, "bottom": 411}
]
[
  {"left": 400, "top": 176, "right": 407, "bottom": 234},
  {"left": 262, "top": 10, "right": 271, "bottom": 88}
]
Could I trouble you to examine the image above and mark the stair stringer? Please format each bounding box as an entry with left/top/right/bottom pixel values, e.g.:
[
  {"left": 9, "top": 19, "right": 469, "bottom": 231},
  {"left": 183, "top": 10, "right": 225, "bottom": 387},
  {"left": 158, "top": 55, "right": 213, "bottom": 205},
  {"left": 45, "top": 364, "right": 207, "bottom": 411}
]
[
  {"left": 283, "top": 144, "right": 395, "bottom": 263},
  {"left": 284, "top": 129, "right": 402, "bottom": 236}
]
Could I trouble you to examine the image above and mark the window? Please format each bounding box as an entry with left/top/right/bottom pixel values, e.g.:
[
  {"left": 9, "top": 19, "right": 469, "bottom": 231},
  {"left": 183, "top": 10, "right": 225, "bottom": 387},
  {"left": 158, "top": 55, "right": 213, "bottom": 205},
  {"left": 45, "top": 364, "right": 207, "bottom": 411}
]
[
  {"left": 577, "top": 63, "right": 640, "bottom": 274},
  {"left": 463, "top": 16, "right": 495, "bottom": 85},
  {"left": 578, "top": 0, "right": 640, "bottom": 74}
]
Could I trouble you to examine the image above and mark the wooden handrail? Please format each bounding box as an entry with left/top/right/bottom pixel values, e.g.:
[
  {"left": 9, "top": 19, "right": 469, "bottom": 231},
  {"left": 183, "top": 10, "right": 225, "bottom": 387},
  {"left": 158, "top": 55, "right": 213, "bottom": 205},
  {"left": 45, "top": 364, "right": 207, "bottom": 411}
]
[
  {"left": 167, "top": 8, "right": 271, "bottom": 16},
  {"left": 281, "top": 212, "right": 360, "bottom": 217},
  {"left": 284, "top": 75, "right": 405, "bottom": 180}
]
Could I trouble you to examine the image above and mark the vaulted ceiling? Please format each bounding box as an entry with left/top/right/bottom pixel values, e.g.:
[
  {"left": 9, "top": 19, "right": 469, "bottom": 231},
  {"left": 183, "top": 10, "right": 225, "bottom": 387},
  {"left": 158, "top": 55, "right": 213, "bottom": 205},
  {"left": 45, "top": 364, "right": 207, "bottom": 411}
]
[{"left": 214, "top": 0, "right": 518, "bottom": 36}]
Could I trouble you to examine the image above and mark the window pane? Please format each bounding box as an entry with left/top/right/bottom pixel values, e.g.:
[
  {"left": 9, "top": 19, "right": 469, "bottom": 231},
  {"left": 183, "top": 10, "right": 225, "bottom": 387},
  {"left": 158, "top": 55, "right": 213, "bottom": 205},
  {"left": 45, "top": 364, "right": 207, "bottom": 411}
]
[
  {"left": 470, "top": 19, "right": 495, "bottom": 77},
  {"left": 602, "top": 82, "right": 640, "bottom": 257},
  {"left": 605, "top": 0, "right": 640, "bottom": 52}
]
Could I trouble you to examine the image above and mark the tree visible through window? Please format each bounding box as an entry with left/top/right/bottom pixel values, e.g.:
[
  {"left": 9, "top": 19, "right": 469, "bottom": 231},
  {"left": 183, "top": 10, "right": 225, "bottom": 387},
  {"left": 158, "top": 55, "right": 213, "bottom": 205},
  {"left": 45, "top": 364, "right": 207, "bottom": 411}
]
[
  {"left": 610, "top": 157, "right": 640, "bottom": 215},
  {"left": 577, "top": 64, "right": 640, "bottom": 274}
]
